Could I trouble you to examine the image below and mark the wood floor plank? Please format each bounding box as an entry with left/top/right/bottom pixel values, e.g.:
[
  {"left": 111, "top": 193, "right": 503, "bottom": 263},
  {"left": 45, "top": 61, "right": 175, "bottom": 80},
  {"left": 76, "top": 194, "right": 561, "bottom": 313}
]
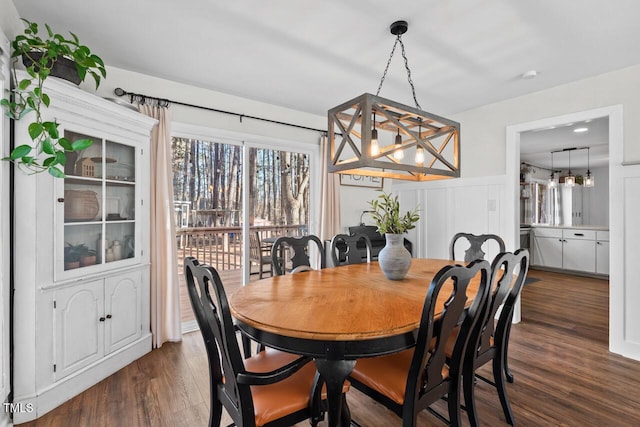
[{"left": 17, "top": 268, "right": 640, "bottom": 426}]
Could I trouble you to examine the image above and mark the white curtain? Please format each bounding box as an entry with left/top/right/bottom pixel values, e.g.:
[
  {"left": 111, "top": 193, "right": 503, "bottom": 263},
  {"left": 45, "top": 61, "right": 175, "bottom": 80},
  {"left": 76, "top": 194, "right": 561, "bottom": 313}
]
[
  {"left": 139, "top": 104, "right": 181, "bottom": 348},
  {"left": 318, "top": 135, "right": 341, "bottom": 241}
]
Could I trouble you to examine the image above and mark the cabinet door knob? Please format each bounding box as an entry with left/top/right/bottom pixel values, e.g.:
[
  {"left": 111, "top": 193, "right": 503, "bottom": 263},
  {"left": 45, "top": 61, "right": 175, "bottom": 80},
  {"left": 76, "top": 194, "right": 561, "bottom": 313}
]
[
  {"left": 106, "top": 314, "right": 112, "bottom": 319},
  {"left": 99, "top": 317, "right": 105, "bottom": 322}
]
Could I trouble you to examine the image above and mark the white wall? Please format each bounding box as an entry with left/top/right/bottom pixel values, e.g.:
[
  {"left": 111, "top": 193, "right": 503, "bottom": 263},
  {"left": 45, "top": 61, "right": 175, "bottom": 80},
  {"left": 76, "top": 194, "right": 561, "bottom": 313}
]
[
  {"left": 452, "top": 64, "right": 640, "bottom": 178},
  {"left": 0, "top": 3, "right": 18, "bottom": 425},
  {"left": 92, "top": 67, "right": 326, "bottom": 147}
]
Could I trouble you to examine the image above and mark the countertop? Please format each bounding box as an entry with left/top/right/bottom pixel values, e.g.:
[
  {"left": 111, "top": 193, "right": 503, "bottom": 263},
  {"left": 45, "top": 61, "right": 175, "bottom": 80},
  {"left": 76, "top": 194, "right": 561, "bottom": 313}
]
[{"left": 525, "top": 224, "right": 609, "bottom": 231}]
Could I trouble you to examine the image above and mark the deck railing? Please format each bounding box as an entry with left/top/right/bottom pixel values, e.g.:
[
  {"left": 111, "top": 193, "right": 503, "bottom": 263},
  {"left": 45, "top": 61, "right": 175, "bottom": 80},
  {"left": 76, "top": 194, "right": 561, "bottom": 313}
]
[{"left": 176, "top": 224, "right": 306, "bottom": 271}]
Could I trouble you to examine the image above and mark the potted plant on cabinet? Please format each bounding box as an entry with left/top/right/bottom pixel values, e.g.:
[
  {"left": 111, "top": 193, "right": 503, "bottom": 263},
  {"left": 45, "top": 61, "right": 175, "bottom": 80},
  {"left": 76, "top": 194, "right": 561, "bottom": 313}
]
[
  {"left": 0, "top": 19, "right": 107, "bottom": 177},
  {"left": 64, "top": 243, "right": 96, "bottom": 270},
  {"left": 369, "top": 191, "right": 420, "bottom": 280}
]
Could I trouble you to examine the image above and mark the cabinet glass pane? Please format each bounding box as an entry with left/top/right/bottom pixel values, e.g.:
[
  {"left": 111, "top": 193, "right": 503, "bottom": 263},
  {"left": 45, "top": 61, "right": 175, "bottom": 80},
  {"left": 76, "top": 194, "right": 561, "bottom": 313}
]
[
  {"left": 105, "top": 183, "right": 135, "bottom": 221},
  {"left": 105, "top": 141, "right": 135, "bottom": 182},
  {"left": 105, "top": 223, "right": 135, "bottom": 262},
  {"left": 64, "top": 224, "right": 101, "bottom": 270},
  {"left": 63, "top": 130, "right": 103, "bottom": 178}
]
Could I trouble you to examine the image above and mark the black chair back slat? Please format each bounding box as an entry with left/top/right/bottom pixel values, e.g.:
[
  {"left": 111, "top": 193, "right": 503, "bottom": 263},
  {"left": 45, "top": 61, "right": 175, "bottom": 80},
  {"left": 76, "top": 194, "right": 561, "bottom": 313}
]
[
  {"left": 330, "top": 232, "right": 372, "bottom": 266},
  {"left": 450, "top": 232, "right": 506, "bottom": 263},
  {"left": 271, "top": 235, "right": 326, "bottom": 275}
]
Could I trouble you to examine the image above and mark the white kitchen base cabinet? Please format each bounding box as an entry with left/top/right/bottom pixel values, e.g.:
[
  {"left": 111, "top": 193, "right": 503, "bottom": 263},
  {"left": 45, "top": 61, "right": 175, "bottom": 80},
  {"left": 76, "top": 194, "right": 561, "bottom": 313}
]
[
  {"left": 562, "top": 238, "right": 596, "bottom": 273},
  {"left": 12, "top": 73, "right": 156, "bottom": 423},
  {"left": 596, "top": 231, "right": 610, "bottom": 275},
  {"left": 531, "top": 226, "right": 608, "bottom": 276}
]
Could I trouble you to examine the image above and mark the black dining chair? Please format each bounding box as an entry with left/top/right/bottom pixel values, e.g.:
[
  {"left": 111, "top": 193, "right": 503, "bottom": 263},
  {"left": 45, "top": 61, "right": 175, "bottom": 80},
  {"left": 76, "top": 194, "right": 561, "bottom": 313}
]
[
  {"left": 462, "top": 249, "right": 529, "bottom": 427},
  {"left": 271, "top": 235, "right": 326, "bottom": 276},
  {"left": 450, "top": 232, "right": 506, "bottom": 262},
  {"left": 348, "top": 260, "right": 491, "bottom": 426},
  {"left": 249, "top": 231, "right": 272, "bottom": 279},
  {"left": 184, "top": 256, "right": 348, "bottom": 427},
  {"left": 329, "top": 232, "right": 373, "bottom": 266}
]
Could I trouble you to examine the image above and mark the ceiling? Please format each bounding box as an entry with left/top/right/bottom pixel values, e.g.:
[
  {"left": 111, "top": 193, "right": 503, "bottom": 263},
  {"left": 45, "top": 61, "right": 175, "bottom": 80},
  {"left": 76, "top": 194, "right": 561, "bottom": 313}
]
[
  {"left": 520, "top": 117, "right": 609, "bottom": 169},
  {"left": 11, "top": 1, "right": 640, "bottom": 120}
]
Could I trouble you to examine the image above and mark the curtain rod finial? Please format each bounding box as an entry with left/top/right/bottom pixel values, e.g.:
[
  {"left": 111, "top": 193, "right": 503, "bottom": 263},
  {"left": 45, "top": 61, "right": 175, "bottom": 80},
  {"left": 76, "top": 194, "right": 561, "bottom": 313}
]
[{"left": 114, "top": 88, "right": 125, "bottom": 97}]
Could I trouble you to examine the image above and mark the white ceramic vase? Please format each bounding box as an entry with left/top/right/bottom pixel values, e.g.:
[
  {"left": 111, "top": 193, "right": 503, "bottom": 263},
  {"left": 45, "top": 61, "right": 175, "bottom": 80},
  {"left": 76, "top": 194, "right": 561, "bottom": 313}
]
[{"left": 378, "top": 233, "right": 411, "bottom": 280}]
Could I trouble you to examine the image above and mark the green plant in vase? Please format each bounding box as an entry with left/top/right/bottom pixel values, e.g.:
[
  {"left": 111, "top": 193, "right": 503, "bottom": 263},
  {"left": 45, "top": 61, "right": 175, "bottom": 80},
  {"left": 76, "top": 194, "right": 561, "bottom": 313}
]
[
  {"left": 368, "top": 191, "right": 420, "bottom": 280},
  {"left": 0, "top": 19, "right": 107, "bottom": 177},
  {"left": 368, "top": 191, "right": 420, "bottom": 234}
]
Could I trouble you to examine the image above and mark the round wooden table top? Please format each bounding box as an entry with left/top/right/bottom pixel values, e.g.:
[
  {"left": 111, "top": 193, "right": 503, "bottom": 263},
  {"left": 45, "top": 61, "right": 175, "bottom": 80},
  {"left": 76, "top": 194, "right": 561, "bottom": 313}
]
[{"left": 230, "top": 259, "right": 471, "bottom": 342}]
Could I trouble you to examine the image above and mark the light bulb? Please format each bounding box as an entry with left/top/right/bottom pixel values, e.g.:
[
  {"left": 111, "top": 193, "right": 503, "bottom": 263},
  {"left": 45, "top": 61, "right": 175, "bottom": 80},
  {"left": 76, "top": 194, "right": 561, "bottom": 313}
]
[
  {"left": 393, "top": 130, "right": 403, "bottom": 160},
  {"left": 371, "top": 129, "right": 379, "bottom": 156},
  {"left": 564, "top": 174, "right": 575, "bottom": 187},
  {"left": 415, "top": 146, "right": 425, "bottom": 165},
  {"left": 584, "top": 171, "right": 595, "bottom": 187},
  {"left": 548, "top": 173, "right": 557, "bottom": 188}
]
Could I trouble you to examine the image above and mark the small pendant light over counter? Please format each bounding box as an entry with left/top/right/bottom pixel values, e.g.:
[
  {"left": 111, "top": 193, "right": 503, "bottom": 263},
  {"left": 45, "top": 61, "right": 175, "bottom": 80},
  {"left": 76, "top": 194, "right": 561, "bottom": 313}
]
[{"left": 584, "top": 147, "right": 595, "bottom": 187}]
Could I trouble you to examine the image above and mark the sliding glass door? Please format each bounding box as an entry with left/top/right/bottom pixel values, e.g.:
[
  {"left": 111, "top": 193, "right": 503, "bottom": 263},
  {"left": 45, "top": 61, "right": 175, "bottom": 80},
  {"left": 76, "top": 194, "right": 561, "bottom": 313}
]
[{"left": 171, "top": 135, "right": 312, "bottom": 327}]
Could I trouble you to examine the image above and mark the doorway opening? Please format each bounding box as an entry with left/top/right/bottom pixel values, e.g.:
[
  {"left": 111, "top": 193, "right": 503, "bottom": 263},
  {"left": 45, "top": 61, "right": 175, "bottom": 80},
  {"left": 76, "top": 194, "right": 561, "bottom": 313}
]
[{"left": 506, "top": 105, "right": 623, "bottom": 348}]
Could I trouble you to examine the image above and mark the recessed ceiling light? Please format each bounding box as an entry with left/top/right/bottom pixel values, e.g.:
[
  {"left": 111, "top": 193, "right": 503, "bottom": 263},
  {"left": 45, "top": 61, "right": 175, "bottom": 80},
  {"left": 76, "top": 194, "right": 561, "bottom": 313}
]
[
  {"left": 521, "top": 70, "right": 538, "bottom": 80},
  {"left": 574, "top": 127, "right": 589, "bottom": 133}
]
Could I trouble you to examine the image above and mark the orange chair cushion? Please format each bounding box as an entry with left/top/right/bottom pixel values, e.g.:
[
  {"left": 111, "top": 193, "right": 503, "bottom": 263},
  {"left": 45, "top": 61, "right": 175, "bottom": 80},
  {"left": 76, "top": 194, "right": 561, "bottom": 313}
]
[
  {"left": 351, "top": 349, "right": 449, "bottom": 406},
  {"left": 245, "top": 348, "right": 349, "bottom": 427}
]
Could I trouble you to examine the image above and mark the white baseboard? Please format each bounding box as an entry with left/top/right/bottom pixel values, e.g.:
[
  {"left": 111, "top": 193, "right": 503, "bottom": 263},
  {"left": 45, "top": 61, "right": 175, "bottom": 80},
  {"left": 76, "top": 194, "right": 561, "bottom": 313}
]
[{"left": 181, "top": 319, "right": 199, "bottom": 334}]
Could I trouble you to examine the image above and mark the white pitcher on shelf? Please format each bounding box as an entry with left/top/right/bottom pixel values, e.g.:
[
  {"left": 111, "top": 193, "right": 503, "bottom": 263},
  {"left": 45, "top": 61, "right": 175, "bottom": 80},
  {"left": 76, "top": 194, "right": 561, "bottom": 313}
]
[{"left": 112, "top": 240, "right": 122, "bottom": 260}]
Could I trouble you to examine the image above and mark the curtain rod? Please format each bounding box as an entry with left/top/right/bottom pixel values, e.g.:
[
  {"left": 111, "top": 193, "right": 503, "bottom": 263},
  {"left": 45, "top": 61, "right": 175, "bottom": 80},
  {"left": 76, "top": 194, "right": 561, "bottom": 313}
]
[{"left": 113, "top": 88, "right": 327, "bottom": 134}]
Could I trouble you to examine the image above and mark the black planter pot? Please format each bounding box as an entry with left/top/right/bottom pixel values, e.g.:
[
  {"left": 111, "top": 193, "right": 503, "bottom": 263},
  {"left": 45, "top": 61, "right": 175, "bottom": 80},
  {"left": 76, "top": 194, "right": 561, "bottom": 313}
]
[{"left": 21, "top": 52, "right": 82, "bottom": 85}]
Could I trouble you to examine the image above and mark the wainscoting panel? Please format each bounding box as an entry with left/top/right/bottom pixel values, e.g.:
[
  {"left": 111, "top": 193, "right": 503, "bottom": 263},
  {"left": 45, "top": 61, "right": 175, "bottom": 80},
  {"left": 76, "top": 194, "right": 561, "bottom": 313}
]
[{"left": 394, "top": 175, "right": 508, "bottom": 260}]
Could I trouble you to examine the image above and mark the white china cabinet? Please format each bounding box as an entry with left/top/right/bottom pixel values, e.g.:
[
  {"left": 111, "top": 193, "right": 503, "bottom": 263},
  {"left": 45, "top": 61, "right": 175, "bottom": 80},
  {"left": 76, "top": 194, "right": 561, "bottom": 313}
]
[{"left": 12, "top": 72, "right": 156, "bottom": 423}]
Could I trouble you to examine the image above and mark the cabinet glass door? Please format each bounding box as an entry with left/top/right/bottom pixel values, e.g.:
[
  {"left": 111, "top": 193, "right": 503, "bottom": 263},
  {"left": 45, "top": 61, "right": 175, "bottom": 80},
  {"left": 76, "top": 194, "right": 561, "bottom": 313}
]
[
  {"left": 62, "top": 132, "right": 138, "bottom": 273},
  {"left": 63, "top": 131, "right": 103, "bottom": 271},
  {"left": 104, "top": 141, "right": 136, "bottom": 263}
]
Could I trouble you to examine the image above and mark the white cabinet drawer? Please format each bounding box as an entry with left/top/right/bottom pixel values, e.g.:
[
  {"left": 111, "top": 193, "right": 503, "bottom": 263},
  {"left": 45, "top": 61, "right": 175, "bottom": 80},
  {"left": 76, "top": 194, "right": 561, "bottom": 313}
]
[
  {"left": 563, "top": 229, "right": 596, "bottom": 240},
  {"left": 596, "top": 231, "right": 610, "bottom": 241},
  {"left": 532, "top": 227, "right": 562, "bottom": 238}
]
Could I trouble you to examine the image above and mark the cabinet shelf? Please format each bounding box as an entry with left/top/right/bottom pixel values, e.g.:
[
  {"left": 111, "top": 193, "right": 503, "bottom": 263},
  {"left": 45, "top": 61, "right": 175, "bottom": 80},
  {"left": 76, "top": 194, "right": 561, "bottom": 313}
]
[{"left": 65, "top": 176, "right": 102, "bottom": 186}]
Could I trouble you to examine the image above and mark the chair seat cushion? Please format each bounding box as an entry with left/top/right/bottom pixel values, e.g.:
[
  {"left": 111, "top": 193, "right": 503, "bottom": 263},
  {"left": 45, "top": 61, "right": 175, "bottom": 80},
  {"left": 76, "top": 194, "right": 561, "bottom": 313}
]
[
  {"left": 245, "top": 348, "right": 349, "bottom": 426},
  {"left": 351, "top": 349, "right": 449, "bottom": 406}
]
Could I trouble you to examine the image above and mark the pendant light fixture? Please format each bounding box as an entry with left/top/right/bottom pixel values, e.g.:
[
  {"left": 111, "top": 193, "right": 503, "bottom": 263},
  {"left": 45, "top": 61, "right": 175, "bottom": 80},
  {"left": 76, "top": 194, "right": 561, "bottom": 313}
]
[
  {"left": 328, "top": 20, "right": 460, "bottom": 181},
  {"left": 370, "top": 112, "right": 379, "bottom": 155},
  {"left": 564, "top": 149, "right": 575, "bottom": 187},
  {"left": 548, "top": 151, "right": 557, "bottom": 188},
  {"left": 393, "top": 128, "right": 404, "bottom": 160},
  {"left": 583, "top": 147, "right": 595, "bottom": 187}
]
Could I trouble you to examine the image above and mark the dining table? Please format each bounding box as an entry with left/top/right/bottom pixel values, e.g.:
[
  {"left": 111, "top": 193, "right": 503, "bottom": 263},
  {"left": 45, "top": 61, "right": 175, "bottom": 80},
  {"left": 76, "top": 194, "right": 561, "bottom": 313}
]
[{"left": 229, "top": 258, "right": 479, "bottom": 427}]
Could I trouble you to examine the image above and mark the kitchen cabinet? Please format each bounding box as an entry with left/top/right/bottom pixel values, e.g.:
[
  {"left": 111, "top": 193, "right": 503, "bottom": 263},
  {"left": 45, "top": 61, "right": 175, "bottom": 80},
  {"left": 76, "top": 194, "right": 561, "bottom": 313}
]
[
  {"left": 12, "top": 72, "right": 156, "bottom": 423},
  {"left": 531, "top": 228, "right": 563, "bottom": 269},
  {"left": 52, "top": 270, "right": 143, "bottom": 381},
  {"left": 531, "top": 227, "right": 606, "bottom": 275},
  {"left": 562, "top": 229, "right": 596, "bottom": 273},
  {"left": 531, "top": 228, "right": 562, "bottom": 268},
  {"left": 596, "top": 231, "right": 610, "bottom": 275}
]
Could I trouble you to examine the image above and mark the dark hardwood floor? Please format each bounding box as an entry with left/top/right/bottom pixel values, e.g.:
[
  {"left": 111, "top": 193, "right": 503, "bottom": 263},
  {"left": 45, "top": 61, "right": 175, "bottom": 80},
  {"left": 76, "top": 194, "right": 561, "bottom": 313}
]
[{"left": 17, "top": 269, "right": 640, "bottom": 426}]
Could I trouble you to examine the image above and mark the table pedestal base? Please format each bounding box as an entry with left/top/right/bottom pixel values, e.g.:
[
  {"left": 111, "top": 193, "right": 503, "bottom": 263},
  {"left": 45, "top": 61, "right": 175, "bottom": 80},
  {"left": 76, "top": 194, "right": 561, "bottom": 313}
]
[{"left": 314, "top": 359, "right": 355, "bottom": 427}]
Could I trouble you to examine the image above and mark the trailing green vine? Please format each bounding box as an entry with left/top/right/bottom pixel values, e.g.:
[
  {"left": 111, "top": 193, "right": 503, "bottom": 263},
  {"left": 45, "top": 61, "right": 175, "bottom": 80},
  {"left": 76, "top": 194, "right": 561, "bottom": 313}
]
[{"left": 0, "top": 19, "right": 106, "bottom": 177}]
